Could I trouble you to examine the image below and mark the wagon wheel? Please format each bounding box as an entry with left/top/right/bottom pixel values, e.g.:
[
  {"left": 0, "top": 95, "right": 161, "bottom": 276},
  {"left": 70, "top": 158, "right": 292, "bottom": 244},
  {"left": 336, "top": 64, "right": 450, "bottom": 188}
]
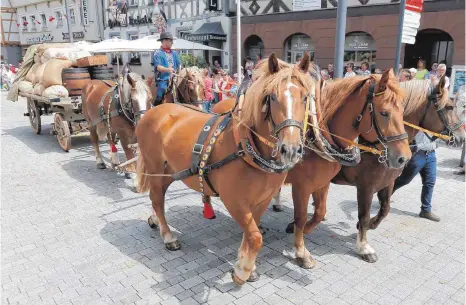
[
  {"left": 27, "top": 98, "right": 41, "bottom": 134},
  {"left": 54, "top": 114, "right": 71, "bottom": 152}
]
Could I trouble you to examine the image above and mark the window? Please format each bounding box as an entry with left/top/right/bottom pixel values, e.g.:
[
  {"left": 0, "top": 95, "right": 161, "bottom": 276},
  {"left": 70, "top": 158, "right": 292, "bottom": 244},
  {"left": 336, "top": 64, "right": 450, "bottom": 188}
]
[
  {"left": 129, "top": 0, "right": 138, "bottom": 6},
  {"left": 21, "top": 16, "right": 27, "bottom": 31},
  {"left": 344, "top": 32, "right": 377, "bottom": 70},
  {"left": 55, "top": 11, "right": 63, "bottom": 28},
  {"left": 29, "top": 15, "right": 37, "bottom": 31},
  {"left": 110, "top": 35, "right": 123, "bottom": 65},
  {"left": 129, "top": 34, "right": 141, "bottom": 65},
  {"left": 40, "top": 13, "right": 47, "bottom": 30},
  {"left": 69, "top": 8, "right": 76, "bottom": 25},
  {"left": 284, "top": 34, "right": 315, "bottom": 63}
]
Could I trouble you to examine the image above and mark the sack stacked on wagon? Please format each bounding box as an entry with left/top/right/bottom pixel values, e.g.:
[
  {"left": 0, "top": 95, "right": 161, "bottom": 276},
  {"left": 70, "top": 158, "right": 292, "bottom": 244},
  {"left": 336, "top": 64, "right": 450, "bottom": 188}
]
[{"left": 14, "top": 42, "right": 99, "bottom": 99}]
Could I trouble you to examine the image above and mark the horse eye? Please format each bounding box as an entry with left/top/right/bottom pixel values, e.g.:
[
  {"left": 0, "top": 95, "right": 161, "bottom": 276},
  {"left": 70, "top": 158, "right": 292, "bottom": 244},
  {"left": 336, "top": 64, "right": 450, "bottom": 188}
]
[
  {"left": 445, "top": 105, "right": 455, "bottom": 111},
  {"left": 380, "top": 111, "right": 390, "bottom": 117}
]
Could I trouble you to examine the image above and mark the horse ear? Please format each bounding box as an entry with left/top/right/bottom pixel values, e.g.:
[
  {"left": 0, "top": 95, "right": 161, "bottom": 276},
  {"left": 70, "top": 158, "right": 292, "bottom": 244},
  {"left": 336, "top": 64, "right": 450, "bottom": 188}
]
[
  {"left": 268, "top": 53, "right": 280, "bottom": 74},
  {"left": 127, "top": 73, "right": 136, "bottom": 88},
  {"left": 437, "top": 75, "right": 446, "bottom": 90},
  {"left": 298, "top": 52, "right": 310, "bottom": 73},
  {"left": 379, "top": 68, "right": 394, "bottom": 91}
]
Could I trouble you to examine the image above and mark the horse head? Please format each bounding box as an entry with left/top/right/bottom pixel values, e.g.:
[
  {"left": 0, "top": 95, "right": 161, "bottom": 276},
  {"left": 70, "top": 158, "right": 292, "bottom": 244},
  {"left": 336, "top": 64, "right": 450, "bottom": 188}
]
[
  {"left": 240, "top": 52, "right": 315, "bottom": 166},
  {"left": 123, "top": 72, "right": 152, "bottom": 125},
  {"left": 176, "top": 67, "right": 205, "bottom": 104}
]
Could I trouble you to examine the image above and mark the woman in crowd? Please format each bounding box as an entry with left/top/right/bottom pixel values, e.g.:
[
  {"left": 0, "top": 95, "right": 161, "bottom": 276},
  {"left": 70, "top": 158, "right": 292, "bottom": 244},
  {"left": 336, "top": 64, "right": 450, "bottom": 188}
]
[
  {"left": 399, "top": 68, "right": 412, "bottom": 82},
  {"left": 415, "top": 59, "right": 429, "bottom": 79},
  {"left": 344, "top": 62, "right": 356, "bottom": 78},
  {"left": 409, "top": 68, "right": 417, "bottom": 79},
  {"left": 216, "top": 70, "right": 233, "bottom": 102},
  {"left": 211, "top": 68, "right": 222, "bottom": 106},
  {"left": 202, "top": 68, "right": 214, "bottom": 112},
  {"left": 358, "top": 62, "right": 371, "bottom": 76},
  {"left": 244, "top": 57, "right": 254, "bottom": 80}
]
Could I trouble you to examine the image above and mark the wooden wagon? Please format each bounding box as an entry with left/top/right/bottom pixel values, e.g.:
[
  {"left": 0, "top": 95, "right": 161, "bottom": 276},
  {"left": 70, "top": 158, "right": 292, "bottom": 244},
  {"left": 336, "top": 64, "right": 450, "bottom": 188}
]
[{"left": 20, "top": 92, "right": 88, "bottom": 152}]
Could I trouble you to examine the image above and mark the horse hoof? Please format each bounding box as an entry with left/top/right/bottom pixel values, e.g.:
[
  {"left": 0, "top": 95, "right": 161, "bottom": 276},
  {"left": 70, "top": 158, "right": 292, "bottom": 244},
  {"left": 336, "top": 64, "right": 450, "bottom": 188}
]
[
  {"left": 230, "top": 270, "right": 246, "bottom": 286},
  {"left": 148, "top": 216, "right": 157, "bottom": 229},
  {"left": 124, "top": 172, "right": 132, "bottom": 179},
  {"left": 165, "top": 240, "right": 181, "bottom": 251},
  {"left": 247, "top": 270, "right": 260, "bottom": 282},
  {"left": 296, "top": 256, "right": 316, "bottom": 269},
  {"left": 272, "top": 205, "right": 284, "bottom": 212},
  {"left": 258, "top": 225, "right": 266, "bottom": 235},
  {"left": 285, "top": 222, "right": 295, "bottom": 234},
  {"left": 96, "top": 163, "right": 106, "bottom": 169},
  {"left": 360, "top": 253, "right": 378, "bottom": 263}
]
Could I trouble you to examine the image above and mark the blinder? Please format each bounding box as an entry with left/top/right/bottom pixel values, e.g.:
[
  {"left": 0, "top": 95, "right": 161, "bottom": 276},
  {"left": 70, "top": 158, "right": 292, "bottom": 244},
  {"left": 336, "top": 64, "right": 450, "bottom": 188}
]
[{"left": 354, "top": 80, "right": 408, "bottom": 145}]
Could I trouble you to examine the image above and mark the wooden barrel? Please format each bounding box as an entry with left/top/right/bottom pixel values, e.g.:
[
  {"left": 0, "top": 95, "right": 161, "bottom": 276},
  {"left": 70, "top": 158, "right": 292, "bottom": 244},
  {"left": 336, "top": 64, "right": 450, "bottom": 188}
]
[
  {"left": 62, "top": 68, "right": 90, "bottom": 97},
  {"left": 89, "top": 66, "right": 114, "bottom": 80}
]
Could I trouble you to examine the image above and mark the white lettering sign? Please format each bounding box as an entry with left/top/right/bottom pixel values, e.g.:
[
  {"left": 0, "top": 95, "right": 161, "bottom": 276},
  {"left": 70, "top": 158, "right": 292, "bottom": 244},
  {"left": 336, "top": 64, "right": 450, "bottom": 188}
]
[
  {"left": 26, "top": 33, "right": 54, "bottom": 44},
  {"left": 293, "top": 0, "right": 320, "bottom": 12},
  {"left": 82, "top": 0, "right": 89, "bottom": 26}
]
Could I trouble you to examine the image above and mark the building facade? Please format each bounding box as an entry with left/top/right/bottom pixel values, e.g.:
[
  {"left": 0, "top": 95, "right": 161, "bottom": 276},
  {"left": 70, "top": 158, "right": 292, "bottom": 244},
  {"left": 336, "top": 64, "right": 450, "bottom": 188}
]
[
  {"left": 1, "top": 3, "right": 21, "bottom": 65},
  {"left": 12, "top": 0, "right": 103, "bottom": 55},
  {"left": 103, "top": 0, "right": 232, "bottom": 78},
  {"left": 233, "top": 0, "right": 465, "bottom": 72}
]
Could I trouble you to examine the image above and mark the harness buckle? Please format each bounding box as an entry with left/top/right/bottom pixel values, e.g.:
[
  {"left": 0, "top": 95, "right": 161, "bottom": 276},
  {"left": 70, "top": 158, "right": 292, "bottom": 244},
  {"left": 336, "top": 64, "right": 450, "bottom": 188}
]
[
  {"left": 356, "top": 114, "right": 363, "bottom": 122},
  {"left": 192, "top": 144, "right": 204, "bottom": 155}
]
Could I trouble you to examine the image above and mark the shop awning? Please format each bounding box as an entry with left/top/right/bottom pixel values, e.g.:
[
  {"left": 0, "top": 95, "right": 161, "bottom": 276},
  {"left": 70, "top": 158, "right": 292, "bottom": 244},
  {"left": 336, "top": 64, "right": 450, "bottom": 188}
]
[{"left": 186, "top": 22, "right": 227, "bottom": 42}]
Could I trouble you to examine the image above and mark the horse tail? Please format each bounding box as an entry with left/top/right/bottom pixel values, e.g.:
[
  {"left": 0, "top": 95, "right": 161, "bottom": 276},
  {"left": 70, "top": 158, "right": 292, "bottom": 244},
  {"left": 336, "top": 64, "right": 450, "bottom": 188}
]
[{"left": 137, "top": 148, "right": 151, "bottom": 193}]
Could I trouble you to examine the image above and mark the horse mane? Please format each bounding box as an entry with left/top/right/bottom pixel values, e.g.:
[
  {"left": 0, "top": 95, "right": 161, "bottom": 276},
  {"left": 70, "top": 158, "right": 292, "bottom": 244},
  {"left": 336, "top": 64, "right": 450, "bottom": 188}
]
[
  {"left": 320, "top": 74, "right": 404, "bottom": 126},
  {"left": 400, "top": 79, "right": 449, "bottom": 115},
  {"left": 241, "top": 58, "right": 317, "bottom": 127}
]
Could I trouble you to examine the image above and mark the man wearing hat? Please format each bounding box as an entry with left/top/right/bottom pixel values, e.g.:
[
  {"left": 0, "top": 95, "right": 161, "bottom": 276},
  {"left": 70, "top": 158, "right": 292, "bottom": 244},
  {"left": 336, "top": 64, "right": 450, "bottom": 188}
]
[{"left": 153, "top": 32, "right": 181, "bottom": 105}]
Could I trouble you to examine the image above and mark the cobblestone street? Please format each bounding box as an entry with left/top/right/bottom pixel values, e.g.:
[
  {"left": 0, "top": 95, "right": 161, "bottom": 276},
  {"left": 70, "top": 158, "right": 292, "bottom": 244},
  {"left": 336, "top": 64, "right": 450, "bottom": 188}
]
[{"left": 2, "top": 93, "right": 465, "bottom": 305}]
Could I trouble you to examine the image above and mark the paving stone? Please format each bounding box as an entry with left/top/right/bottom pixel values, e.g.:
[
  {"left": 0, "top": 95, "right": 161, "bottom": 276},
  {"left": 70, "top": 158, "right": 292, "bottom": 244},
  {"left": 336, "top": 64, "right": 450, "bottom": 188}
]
[{"left": 1, "top": 95, "right": 464, "bottom": 305}]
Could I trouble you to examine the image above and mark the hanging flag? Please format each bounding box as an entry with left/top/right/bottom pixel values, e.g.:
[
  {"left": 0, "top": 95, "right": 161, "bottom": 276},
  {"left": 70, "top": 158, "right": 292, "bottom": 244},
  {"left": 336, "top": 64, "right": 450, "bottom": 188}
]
[{"left": 16, "top": 23, "right": 20, "bottom": 27}]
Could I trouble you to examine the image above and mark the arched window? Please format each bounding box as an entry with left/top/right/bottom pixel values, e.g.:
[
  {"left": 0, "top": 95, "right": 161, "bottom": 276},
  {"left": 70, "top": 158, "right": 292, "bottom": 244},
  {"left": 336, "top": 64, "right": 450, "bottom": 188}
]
[
  {"left": 283, "top": 33, "right": 314, "bottom": 64},
  {"left": 244, "top": 35, "right": 264, "bottom": 63},
  {"left": 344, "top": 32, "right": 376, "bottom": 70}
]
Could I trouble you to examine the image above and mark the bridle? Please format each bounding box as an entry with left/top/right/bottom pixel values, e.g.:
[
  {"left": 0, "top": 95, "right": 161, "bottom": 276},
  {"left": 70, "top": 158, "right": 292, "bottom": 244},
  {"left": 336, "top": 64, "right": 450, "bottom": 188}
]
[
  {"left": 172, "top": 71, "right": 204, "bottom": 104},
  {"left": 116, "top": 77, "right": 148, "bottom": 126},
  {"left": 354, "top": 80, "right": 409, "bottom": 145},
  {"left": 419, "top": 85, "right": 462, "bottom": 140},
  {"left": 263, "top": 93, "right": 305, "bottom": 138}
]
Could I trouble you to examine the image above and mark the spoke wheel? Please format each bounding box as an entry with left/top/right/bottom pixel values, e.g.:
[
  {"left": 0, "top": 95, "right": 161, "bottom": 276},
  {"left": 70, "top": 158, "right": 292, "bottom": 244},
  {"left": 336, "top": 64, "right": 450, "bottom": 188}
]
[
  {"left": 54, "top": 113, "right": 71, "bottom": 152},
  {"left": 27, "top": 98, "right": 41, "bottom": 134}
]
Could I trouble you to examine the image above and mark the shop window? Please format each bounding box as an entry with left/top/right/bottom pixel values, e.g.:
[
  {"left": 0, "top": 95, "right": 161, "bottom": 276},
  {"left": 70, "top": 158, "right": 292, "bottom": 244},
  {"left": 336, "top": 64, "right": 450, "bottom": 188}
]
[
  {"left": 344, "top": 32, "right": 376, "bottom": 69},
  {"left": 129, "top": 34, "right": 141, "bottom": 65},
  {"left": 284, "top": 33, "right": 315, "bottom": 64}
]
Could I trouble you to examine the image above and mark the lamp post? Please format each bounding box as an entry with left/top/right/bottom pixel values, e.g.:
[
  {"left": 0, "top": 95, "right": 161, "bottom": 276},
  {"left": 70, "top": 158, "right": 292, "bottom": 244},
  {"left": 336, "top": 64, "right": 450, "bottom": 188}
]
[
  {"left": 333, "top": 0, "right": 347, "bottom": 79},
  {"left": 394, "top": 0, "right": 406, "bottom": 74},
  {"left": 236, "top": 0, "right": 241, "bottom": 83}
]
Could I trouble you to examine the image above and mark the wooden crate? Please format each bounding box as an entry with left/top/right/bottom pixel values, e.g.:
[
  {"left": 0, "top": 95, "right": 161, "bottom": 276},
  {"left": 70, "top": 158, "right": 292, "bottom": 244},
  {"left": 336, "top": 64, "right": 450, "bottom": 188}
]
[{"left": 76, "top": 55, "right": 108, "bottom": 67}]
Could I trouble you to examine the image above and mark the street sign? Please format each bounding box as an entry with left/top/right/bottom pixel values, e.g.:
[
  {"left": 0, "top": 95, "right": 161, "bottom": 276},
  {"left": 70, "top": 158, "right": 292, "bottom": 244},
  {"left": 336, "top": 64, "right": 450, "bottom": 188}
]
[
  {"left": 406, "top": 0, "right": 423, "bottom": 13},
  {"left": 401, "top": 2, "right": 423, "bottom": 45}
]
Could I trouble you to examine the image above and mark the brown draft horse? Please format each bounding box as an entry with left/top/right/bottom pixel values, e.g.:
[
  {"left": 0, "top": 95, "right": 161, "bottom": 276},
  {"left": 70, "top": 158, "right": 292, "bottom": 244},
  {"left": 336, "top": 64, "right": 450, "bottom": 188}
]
[
  {"left": 82, "top": 72, "right": 152, "bottom": 188},
  {"left": 313, "top": 77, "right": 466, "bottom": 262},
  {"left": 136, "top": 53, "right": 316, "bottom": 284},
  {"left": 213, "top": 70, "right": 412, "bottom": 269},
  {"left": 146, "top": 67, "right": 205, "bottom": 109}
]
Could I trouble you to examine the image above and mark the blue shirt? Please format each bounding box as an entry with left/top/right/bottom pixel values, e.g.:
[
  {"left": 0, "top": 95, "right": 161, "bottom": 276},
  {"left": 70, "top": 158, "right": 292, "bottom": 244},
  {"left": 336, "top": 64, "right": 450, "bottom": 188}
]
[{"left": 153, "top": 49, "right": 181, "bottom": 82}]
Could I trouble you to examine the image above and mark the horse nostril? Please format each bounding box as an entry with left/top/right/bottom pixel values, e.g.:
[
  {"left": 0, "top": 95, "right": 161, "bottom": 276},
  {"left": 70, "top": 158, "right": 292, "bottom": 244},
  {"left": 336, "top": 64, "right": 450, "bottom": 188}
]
[
  {"left": 398, "top": 156, "right": 406, "bottom": 165},
  {"left": 296, "top": 144, "right": 304, "bottom": 156},
  {"left": 280, "top": 144, "right": 289, "bottom": 156}
]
